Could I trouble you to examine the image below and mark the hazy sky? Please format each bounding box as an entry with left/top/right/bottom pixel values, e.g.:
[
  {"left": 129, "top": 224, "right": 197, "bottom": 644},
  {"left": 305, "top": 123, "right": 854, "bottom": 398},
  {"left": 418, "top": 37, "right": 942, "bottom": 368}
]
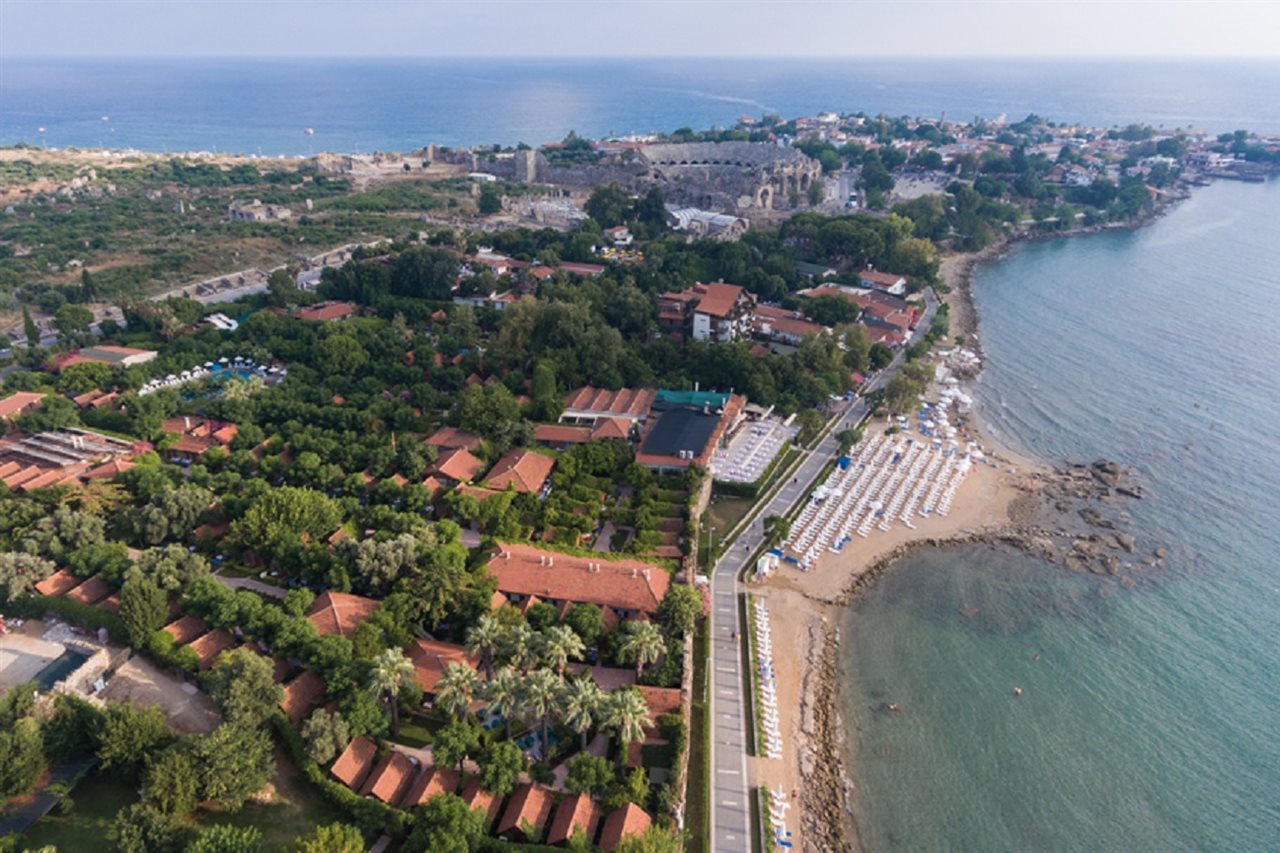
[{"left": 2, "top": 0, "right": 1279, "bottom": 59}]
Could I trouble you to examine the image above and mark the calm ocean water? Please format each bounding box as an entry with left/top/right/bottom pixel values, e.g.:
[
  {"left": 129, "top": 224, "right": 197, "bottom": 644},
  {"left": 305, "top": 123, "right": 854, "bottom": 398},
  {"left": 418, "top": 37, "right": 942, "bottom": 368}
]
[
  {"left": 2, "top": 58, "right": 1280, "bottom": 154},
  {"left": 841, "top": 178, "right": 1280, "bottom": 851}
]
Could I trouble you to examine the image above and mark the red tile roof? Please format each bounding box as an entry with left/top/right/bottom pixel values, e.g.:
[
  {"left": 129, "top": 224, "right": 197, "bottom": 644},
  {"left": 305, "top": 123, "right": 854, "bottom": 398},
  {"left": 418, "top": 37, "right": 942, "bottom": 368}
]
[
  {"left": 485, "top": 543, "right": 670, "bottom": 617},
  {"left": 296, "top": 301, "right": 356, "bottom": 322},
  {"left": 590, "top": 417, "right": 631, "bottom": 441},
  {"left": 398, "top": 765, "right": 461, "bottom": 809},
  {"left": 546, "top": 793, "right": 603, "bottom": 846},
  {"left": 561, "top": 387, "right": 656, "bottom": 420},
  {"left": 408, "top": 638, "right": 478, "bottom": 695},
  {"left": 598, "top": 802, "right": 653, "bottom": 851},
  {"left": 306, "top": 591, "right": 379, "bottom": 637},
  {"left": 360, "top": 750, "right": 417, "bottom": 804},
  {"left": 496, "top": 783, "right": 556, "bottom": 840},
  {"left": 534, "top": 423, "right": 592, "bottom": 446},
  {"left": 459, "top": 778, "right": 503, "bottom": 828},
  {"left": 81, "top": 458, "right": 136, "bottom": 481},
  {"left": 0, "top": 392, "right": 45, "bottom": 420},
  {"left": 188, "top": 628, "right": 237, "bottom": 671},
  {"left": 330, "top": 736, "right": 378, "bottom": 789},
  {"left": 163, "top": 614, "right": 210, "bottom": 645},
  {"left": 482, "top": 448, "right": 555, "bottom": 493},
  {"left": 97, "top": 592, "right": 122, "bottom": 615},
  {"left": 430, "top": 447, "right": 486, "bottom": 484},
  {"left": 859, "top": 269, "right": 906, "bottom": 288},
  {"left": 64, "top": 575, "right": 113, "bottom": 606},
  {"left": 34, "top": 569, "right": 80, "bottom": 597},
  {"left": 694, "top": 282, "right": 747, "bottom": 318},
  {"left": 280, "top": 670, "right": 328, "bottom": 723},
  {"left": 424, "top": 426, "right": 484, "bottom": 452}
]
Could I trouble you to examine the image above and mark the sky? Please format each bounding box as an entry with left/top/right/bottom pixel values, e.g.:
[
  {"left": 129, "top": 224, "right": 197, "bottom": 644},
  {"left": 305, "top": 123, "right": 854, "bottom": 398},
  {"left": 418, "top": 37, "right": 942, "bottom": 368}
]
[{"left": 1, "top": 0, "right": 1279, "bottom": 59}]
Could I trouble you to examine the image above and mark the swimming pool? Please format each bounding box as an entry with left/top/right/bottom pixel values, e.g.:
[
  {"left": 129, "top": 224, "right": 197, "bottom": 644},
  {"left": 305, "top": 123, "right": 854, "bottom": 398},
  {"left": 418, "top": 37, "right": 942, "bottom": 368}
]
[{"left": 34, "top": 649, "right": 89, "bottom": 690}]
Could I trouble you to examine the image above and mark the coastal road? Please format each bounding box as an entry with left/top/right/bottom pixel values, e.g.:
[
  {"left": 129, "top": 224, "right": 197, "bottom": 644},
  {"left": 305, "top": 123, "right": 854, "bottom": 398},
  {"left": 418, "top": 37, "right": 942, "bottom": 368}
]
[{"left": 707, "top": 288, "right": 937, "bottom": 852}]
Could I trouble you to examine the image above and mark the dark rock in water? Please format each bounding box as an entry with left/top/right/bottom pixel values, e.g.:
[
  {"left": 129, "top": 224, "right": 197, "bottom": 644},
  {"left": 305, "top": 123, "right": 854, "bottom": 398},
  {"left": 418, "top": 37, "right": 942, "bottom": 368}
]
[
  {"left": 1116, "top": 533, "right": 1137, "bottom": 553},
  {"left": 1116, "top": 485, "right": 1145, "bottom": 499},
  {"left": 1154, "top": 546, "right": 1167, "bottom": 559},
  {"left": 1066, "top": 556, "right": 1088, "bottom": 572},
  {"left": 1103, "top": 555, "right": 1120, "bottom": 574}
]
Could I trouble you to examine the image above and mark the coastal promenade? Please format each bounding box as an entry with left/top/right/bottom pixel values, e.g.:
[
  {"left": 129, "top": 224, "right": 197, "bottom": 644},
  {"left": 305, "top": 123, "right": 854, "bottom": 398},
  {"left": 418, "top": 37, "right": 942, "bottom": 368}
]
[{"left": 707, "top": 290, "right": 936, "bottom": 851}]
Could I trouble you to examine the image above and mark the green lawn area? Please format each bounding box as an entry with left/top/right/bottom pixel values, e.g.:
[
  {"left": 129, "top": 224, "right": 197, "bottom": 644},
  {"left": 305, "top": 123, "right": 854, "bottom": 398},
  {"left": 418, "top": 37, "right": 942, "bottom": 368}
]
[
  {"left": 22, "top": 753, "right": 346, "bottom": 851},
  {"left": 394, "top": 713, "right": 442, "bottom": 749},
  {"left": 706, "top": 496, "right": 752, "bottom": 539},
  {"left": 22, "top": 772, "right": 137, "bottom": 850}
]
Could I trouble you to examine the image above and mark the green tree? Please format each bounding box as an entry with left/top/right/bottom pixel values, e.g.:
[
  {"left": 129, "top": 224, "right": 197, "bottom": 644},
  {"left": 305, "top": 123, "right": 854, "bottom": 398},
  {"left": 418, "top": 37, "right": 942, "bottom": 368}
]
[
  {"left": 522, "top": 668, "right": 562, "bottom": 754},
  {"left": 615, "top": 826, "right": 686, "bottom": 853},
  {"left": 367, "top": 647, "right": 416, "bottom": 737},
  {"left": 206, "top": 647, "right": 284, "bottom": 728},
  {"left": 564, "top": 752, "right": 613, "bottom": 797},
  {"left": 465, "top": 614, "right": 505, "bottom": 681},
  {"left": 477, "top": 185, "right": 502, "bottom": 215},
  {"left": 584, "top": 183, "right": 634, "bottom": 228},
  {"left": 481, "top": 667, "right": 523, "bottom": 739},
  {"left": 434, "top": 661, "right": 479, "bottom": 721},
  {"left": 431, "top": 720, "right": 481, "bottom": 774},
  {"left": 540, "top": 624, "right": 584, "bottom": 676},
  {"left": 194, "top": 724, "right": 275, "bottom": 811},
  {"left": 232, "top": 487, "right": 342, "bottom": 555},
  {"left": 0, "top": 552, "right": 55, "bottom": 603},
  {"left": 97, "top": 703, "right": 171, "bottom": 777},
  {"left": 404, "top": 791, "right": 486, "bottom": 853},
  {"left": 0, "top": 717, "right": 45, "bottom": 798},
  {"left": 292, "top": 823, "right": 365, "bottom": 853},
  {"left": 266, "top": 268, "right": 298, "bottom": 308},
  {"left": 604, "top": 688, "right": 651, "bottom": 765},
  {"left": 119, "top": 573, "right": 168, "bottom": 648},
  {"left": 836, "top": 427, "right": 864, "bottom": 456},
  {"left": 762, "top": 514, "right": 791, "bottom": 549},
  {"left": 316, "top": 333, "right": 369, "bottom": 375},
  {"left": 141, "top": 745, "right": 199, "bottom": 816},
  {"left": 109, "top": 803, "right": 180, "bottom": 853},
  {"left": 657, "top": 585, "right": 702, "bottom": 638},
  {"left": 133, "top": 544, "right": 209, "bottom": 593},
  {"left": 560, "top": 676, "right": 604, "bottom": 750},
  {"left": 563, "top": 602, "right": 605, "bottom": 648},
  {"left": 54, "top": 303, "right": 94, "bottom": 342},
  {"left": 301, "top": 708, "right": 350, "bottom": 766},
  {"left": 617, "top": 620, "right": 664, "bottom": 679},
  {"left": 187, "top": 824, "right": 264, "bottom": 853},
  {"left": 22, "top": 304, "right": 40, "bottom": 348},
  {"left": 477, "top": 740, "right": 523, "bottom": 798}
]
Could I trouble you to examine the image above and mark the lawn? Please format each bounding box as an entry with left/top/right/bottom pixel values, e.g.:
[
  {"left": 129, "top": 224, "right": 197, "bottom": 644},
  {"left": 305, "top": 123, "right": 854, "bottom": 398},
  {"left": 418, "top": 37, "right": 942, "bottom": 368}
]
[
  {"left": 685, "top": 619, "right": 711, "bottom": 853},
  {"left": 22, "top": 752, "right": 346, "bottom": 851}
]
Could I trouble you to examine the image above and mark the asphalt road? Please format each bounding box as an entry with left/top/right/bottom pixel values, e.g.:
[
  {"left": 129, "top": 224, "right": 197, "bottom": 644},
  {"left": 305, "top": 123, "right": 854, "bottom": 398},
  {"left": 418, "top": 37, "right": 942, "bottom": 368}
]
[{"left": 706, "top": 288, "right": 937, "bottom": 852}]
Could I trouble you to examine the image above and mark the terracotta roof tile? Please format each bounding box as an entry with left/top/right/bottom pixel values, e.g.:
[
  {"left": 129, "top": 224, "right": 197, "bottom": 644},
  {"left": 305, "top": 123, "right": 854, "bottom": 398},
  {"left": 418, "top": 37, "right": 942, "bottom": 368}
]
[
  {"left": 429, "top": 447, "right": 486, "bottom": 484},
  {"left": 306, "top": 591, "right": 378, "bottom": 637},
  {"left": 485, "top": 543, "right": 670, "bottom": 618},
  {"left": 360, "top": 750, "right": 417, "bottom": 804},
  {"left": 598, "top": 802, "right": 652, "bottom": 850},
  {"left": 408, "top": 638, "right": 478, "bottom": 695},
  {"left": 546, "top": 793, "right": 603, "bottom": 846},
  {"left": 34, "top": 568, "right": 80, "bottom": 597},
  {"left": 694, "top": 282, "right": 747, "bottom": 318},
  {"left": 459, "top": 778, "right": 503, "bottom": 828},
  {"left": 533, "top": 423, "right": 591, "bottom": 445},
  {"left": 330, "top": 736, "right": 378, "bottom": 789},
  {"left": 64, "top": 575, "right": 113, "bottom": 606},
  {"left": 424, "top": 426, "right": 484, "bottom": 452},
  {"left": 188, "top": 628, "right": 237, "bottom": 670},
  {"left": 280, "top": 670, "right": 327, "bottom": 723},
  {"left": 496, "top": 783, "right": 556, "bottom": 840},
  {"left": 398, "top": 765, "right": 461, "bottom": 809},
  {"left": 163, "top": 614, "right": 210, "bottom": 645},
  {"left": 482, "top": 448, "right": 555, "bottom": 493}
]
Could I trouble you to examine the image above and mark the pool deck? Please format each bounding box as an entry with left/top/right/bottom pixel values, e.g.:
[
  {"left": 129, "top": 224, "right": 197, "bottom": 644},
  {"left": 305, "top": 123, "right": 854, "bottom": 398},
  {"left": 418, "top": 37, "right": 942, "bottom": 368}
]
[{"left": 0, "top": 631, "right": 65, "bottom": 695}]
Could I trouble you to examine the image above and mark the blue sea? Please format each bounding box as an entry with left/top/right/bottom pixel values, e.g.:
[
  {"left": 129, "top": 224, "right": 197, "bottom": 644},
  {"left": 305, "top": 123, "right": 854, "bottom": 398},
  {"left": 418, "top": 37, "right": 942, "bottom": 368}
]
[
  {"left": 4, "top": 57, "right": 1280, "bottom": 852},
  {"left": 2, "top": 58, "right": 1280, "bottom": 154},
  {"left": 841, "top": 178, "right": 1280, "bottom": 852}
]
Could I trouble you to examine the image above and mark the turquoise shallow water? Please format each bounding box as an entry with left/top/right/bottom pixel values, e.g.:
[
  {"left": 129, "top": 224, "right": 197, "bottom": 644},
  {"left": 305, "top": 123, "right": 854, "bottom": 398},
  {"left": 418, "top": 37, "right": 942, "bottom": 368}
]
[{"left": 841, "top": 179, "right": 1280, "bottom": 852}]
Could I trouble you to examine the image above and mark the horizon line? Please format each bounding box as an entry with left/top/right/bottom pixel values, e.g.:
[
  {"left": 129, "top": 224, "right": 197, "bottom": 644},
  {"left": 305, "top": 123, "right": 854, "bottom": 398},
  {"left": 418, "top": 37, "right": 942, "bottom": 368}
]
[{"left": 5, "top": 53, "right": 1280, "bottom": 62}]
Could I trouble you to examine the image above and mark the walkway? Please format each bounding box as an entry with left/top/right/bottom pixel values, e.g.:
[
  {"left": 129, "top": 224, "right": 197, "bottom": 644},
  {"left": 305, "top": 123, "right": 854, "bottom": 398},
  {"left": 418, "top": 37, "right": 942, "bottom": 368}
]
[{"left": 707, "top": 289, "right": 936, "bottom": 852}]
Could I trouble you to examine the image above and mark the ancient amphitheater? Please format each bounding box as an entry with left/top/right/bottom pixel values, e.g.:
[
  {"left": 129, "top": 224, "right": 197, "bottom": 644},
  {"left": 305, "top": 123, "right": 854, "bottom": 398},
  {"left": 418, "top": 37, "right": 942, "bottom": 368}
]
[{"left": 637, "top": 141, "right": 821, "bottom": 212}]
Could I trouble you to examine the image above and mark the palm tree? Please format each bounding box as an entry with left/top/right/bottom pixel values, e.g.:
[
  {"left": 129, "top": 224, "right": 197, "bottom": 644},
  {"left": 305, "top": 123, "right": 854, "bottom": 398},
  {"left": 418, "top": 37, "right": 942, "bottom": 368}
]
[
  {"left": 619, "top": 620, "right": 665, "bottom": 680},
  {"left": 541, "top": 625, "right": 585, "bottom": 676},
  {"left": 368, "top": 647, "right": 416, "bottom": 737},
  {"left": 466, "top": 615, "right": 506, "bottom": 680},
  {"left": 504, "top": 622, "right": 540, "bottom": 674},
  {"left": 522, "top": 668, "right": 563, "bottom": 755},
  {"left": 604, "top": 687, "right": 651, "bottom": 766},
  {"left": 483, "top": 666, "right": 523, "bottom": 739},
  {"left": 560, "top": 676, "right": 604, "bottom": 751},
  {"left": 762, "top": 514, "right": 791, "bottom": 548},
  {"left": 434, "top": 661, "right": 479, "bottom": 721}
]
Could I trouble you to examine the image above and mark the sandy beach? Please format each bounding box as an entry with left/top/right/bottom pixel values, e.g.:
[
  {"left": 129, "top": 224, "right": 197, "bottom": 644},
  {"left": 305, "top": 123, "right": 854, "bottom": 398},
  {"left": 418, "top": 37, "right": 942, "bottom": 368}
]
[{"left": 743, "top": 250, "right": 1050, "bottom": 851}]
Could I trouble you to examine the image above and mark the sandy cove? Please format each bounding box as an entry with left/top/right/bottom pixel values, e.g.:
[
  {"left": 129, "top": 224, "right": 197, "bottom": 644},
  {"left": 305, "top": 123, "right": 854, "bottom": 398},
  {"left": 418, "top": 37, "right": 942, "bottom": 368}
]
[{"left": 745, "top": 415, "right": 1042, "bottom": 851}]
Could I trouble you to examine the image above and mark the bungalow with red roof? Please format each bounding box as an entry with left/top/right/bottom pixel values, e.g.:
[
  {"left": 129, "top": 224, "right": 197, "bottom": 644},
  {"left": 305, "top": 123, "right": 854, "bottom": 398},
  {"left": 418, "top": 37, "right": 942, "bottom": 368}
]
[
  {"left": 161, "top": 416, "right": 238, "bottom": 463},
  {"left": 752, "top": 304, "right": 827, "bottom": 345},
  {"left": 306, "top": 591, "right": 378, "bottom": 638},
  {"left": 408, "top": 638, "right": 479, "bottom": 697},
  {"left": 428, "top": 447, "right": 487, "bottom": 486},
  {"left": 329, "top": 736, "right": 378, "bottom": 789},
  {"left": 280, "top": 670, "right": 328, "bottom": 724},
  {"left": 484, "top": 543, "right": 670, "bottom": 625},
  {"left": 34, "top": 569, "right": 80, "bottom": 598},
  {"left": 659, "top": 282, "right": 756, "bottom": 342},
  {"left": 399, "top": 765, "right": 460, "bottom": 809},
  {"left": 0, "top": 392, "right": 45, "bottom": 423},
  {"left": 360, "top": 750, "right": 417, "bottom": 805},
  {"left": 459, "top": 778, "right": 503, "bottom": 829},
  {"left": 295, "top": 301, "right": 356, "bottom": 322},
  {"left": 482, "top": 448, "right": 555, "bottom": 495},
  {"left": 64, "top": 575, "right": 113, "bottom": 606},
  {"left": 163, "top": 614, "right": 211, "bottom": 645},
  {"left": 496, "top": 783, "right": 556, "bottom": 842},
  {"left": 598, "top": 802, "right": 652, "bottom": 851},
  {"left": 188, "top": 629, "right": 237, "bottom": 671},
  {"left": 546, "top": 793, "right": 603, "bottom": 846},
  {"left": 858, "top": 267, "right": 908, "bottom": 296}
]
